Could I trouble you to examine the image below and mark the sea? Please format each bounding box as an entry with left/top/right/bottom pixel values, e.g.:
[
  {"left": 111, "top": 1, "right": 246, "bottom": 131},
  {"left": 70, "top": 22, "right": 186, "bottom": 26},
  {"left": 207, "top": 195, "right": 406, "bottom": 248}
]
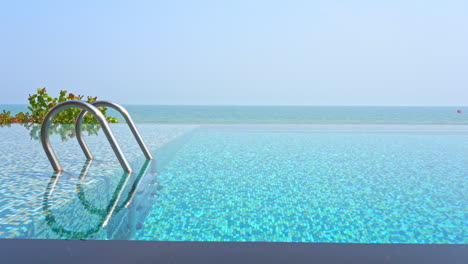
[{"left": 1, "top": 104, "right": 466, "bottom": 125}]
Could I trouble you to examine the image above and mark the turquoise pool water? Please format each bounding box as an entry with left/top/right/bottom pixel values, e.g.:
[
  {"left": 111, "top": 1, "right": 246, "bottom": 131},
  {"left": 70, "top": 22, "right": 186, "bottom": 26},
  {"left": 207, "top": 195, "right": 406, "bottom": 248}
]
[
  {"left": 0, "top": 124, "right": 466, "bottom": 244},
  {"left": 134, "top": 126, "right": 467, "bottom": 243}
]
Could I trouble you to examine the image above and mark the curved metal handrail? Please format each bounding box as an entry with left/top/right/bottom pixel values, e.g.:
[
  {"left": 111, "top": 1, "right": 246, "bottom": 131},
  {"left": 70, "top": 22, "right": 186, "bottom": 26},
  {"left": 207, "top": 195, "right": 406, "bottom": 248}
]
[
  {"left": 75, "top": 100, "right": 153, "bottom": 160},
  {"left": 40, "top": 100, "right": 133, "bottom": 173}
]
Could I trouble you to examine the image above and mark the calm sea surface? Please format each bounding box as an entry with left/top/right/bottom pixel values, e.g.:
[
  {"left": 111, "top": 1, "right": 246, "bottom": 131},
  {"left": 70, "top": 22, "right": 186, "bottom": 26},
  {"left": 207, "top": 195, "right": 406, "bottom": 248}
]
[{"left": 1, "top": 104, "right": 466, "bottom": 124}]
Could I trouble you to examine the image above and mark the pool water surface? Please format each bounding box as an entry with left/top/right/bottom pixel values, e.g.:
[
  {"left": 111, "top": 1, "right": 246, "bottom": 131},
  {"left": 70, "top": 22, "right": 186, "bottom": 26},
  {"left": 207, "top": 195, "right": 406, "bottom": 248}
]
[
  {"left": 0, "top": 124, "right": 466, "bottom": 244},
  {"left": 135, "top": 125, "right": 467, "bottom": 244}
]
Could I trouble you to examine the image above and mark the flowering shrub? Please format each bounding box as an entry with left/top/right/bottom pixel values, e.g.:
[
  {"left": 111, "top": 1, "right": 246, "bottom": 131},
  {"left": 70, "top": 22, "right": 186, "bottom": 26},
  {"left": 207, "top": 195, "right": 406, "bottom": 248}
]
[
  {"left": 0, "top": 110, "right": 12, "bottom": 124},
  {"left": 28, "top": 88, "right": 118, "bottom": 124},
  {"left": 0, "top": 88, "right": 118, "bottom": 124},
  {"left": 1, "top": 88, "right": 119, "bottom": 141},
  {"left": 0, "top": 110, "right": 30, "bottom": 124}
]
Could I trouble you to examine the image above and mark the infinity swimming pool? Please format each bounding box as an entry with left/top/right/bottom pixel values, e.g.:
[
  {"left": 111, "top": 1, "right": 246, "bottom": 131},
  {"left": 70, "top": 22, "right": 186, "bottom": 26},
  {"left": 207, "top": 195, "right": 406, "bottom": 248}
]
[{"left": 0, "top": 124, "right": 466, "bottom": 244}]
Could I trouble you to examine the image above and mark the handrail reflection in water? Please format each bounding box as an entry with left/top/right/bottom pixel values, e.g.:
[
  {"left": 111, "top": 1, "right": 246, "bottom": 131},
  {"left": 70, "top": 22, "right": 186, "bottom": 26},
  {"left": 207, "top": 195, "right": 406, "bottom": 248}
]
[
  {"left": 76, "top": 159, "right": 152, "bottom": 216},
  {"left": 42, "top": 159, "right": 154, "bottom": 239}
]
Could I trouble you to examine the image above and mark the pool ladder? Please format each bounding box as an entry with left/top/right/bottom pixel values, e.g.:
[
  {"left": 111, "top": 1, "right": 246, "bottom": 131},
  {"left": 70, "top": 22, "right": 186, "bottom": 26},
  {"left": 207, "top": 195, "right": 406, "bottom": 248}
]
[{"left": 40, "top": 100, "right": 153, "bottom": 173}]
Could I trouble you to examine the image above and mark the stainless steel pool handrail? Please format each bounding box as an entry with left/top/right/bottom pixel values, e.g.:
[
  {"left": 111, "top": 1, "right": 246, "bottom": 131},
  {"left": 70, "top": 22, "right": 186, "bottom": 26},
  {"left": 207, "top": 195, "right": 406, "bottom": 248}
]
[
  {"left": 40, "top": 100, "right": 133, "bottom": 173},
  {"left": 75, "top": 100, "right": 153, "bottom": 161}
]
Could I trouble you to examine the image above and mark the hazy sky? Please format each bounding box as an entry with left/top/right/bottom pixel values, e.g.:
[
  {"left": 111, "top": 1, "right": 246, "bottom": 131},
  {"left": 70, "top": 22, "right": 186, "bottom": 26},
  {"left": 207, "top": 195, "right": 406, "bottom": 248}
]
[{"left": 1, "top": 0, "right": 467, "bottom": 105}]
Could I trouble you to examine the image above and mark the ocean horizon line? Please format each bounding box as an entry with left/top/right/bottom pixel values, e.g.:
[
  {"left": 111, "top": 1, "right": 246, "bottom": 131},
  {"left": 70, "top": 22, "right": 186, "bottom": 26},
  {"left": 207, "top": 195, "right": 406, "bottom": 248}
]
[
  {"left": 1, "top": 104, "right": 466, "bottom": 107},
  {"left": 1, "top": 104, "right": 465, "bottom": 125}
]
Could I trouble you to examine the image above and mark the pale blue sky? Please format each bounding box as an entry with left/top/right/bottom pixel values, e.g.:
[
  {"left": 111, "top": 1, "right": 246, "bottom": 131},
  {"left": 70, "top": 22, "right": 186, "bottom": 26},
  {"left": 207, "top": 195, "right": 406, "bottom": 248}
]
[{"left": 1, "top": 0, "right": 467, "bottom": 105}]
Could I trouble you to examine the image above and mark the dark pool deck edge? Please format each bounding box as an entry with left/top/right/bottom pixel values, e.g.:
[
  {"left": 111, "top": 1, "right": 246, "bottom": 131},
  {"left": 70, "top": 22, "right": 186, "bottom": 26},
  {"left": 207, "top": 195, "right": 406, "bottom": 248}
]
[{"left": 0, "top": 239, "right": 466, "bottom": 264}]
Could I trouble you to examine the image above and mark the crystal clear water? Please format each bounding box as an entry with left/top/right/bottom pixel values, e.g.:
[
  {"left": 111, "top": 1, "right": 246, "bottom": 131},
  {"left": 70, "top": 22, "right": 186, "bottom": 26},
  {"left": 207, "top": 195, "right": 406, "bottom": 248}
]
[
  {"left": 0, "top": 124, "right": 466, "bottom": 244},
  {"left": 134, "top": 126, "right": 467, "bottom": 243},
  {"left": 2, "top": 105, "right": 467, "bottom": 124}
]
